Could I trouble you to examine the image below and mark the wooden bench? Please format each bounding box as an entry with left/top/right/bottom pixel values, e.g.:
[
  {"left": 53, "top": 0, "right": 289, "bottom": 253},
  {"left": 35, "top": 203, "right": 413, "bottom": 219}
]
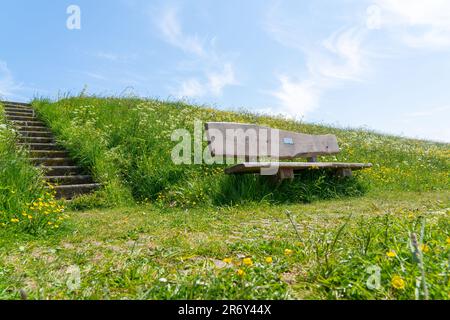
[{"left": 205, "top": 122, "right": 372, "bottom": 182}]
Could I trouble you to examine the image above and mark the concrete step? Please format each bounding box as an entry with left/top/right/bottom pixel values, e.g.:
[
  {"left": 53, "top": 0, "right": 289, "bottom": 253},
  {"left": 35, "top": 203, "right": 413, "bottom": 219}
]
[
  {"left": 11, "top": 120, "right": 46, "bottom": 127},
  {"left": 6, "top": 115, "right": 38, "bottom": 122},
  {"left": 45, "top": 175, "right": 94, "bottom": 185},
  {"left": 32, "top": 158, "right": 75, "bottom": 166},
  {"left": 43, "top": 166, "right": 84, "bottom": 176},
  {"left": 17, "top": 125, "right": 49, "bottom": 132},
  {"left": 30, "top": 150, "right": 69, "bottom": 158},
  {"left": 18, "top": 143, "right": 62, "bottom": 151},
  {"left": 49, "top": 183, "right": 101, "bottom": 199},
  {"left": 4, "top": 109, "right": 34, "bottom": 115},
  {"left": 1, "top": 101, "right": 31, "bottom": 108},
  {"left": 18, "top": 131, "right": 53, "bottom": 138},
  {"left": 19, "top": 136, "right": 54, "bottom": 144}
]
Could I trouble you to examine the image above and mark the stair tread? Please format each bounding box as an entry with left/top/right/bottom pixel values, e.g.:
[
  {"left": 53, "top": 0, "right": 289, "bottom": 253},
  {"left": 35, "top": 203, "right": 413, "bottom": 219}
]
[
  {"left": 31, "top": 150, "right": 68, "bottom": 154},
  {"left": 45, "top": 175, "right": 92, "bottom": 179},
  {"left": 19, "top": 131, "right": 52, "bottom": 134},
  {"left": 18, "top": 142, "right": 58, "bottom": 145},
  {"left": 42, "top": 165, "right": 81, "bottom": 169},
  {"left": 49, "top": 183, "right": 101, "bottom": 189},
  {"left": 30, "top": 157, "right": 72, "bottom": 161}
]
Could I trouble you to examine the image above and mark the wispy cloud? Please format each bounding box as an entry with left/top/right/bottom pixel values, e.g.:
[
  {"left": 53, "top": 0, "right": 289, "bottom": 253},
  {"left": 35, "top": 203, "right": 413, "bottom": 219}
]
[
  {"left": 178, "top": 78, "right": 205, "bottom": 98},
  {"left": 270, "top": 78, "right": 320, "bottom": 117},
  {"left": 94, "top": 51, "right": 138, "bottom": 63},
  {"left": 265, "top": 5, "right": 369, "bottom": 118},
  {"left": 158, "top": 7, "right": 205, "bottom": 56},
  {"left": 405, "top": 105, "right": 450, "bottom": 117},
  {"left": 0, "top": 60, "right": 23, "bottom": 99},
  {"left": 155, "top": 6, "right": 238, "bottom": 99},
  {"left": 310, "top": 28, "right": 368, "bottom": 81},
  {"left": 374, "top": 0, "right": 450, "bottom": 49}
]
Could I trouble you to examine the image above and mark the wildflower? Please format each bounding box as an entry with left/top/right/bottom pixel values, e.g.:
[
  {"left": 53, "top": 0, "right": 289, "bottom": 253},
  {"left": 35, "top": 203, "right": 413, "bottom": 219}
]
[
  {"left": 446, "top": 237, "right": 450, "bottom": 245},
  {"left": 420, "top": 244, "right": 430, "bottom": 253},
  {"left": 265, "top": 257, "right": 273, "bottom": 264},
  {"left": 243, "top": 258, "right": 253, "bottom": 266},
  {"left": 27, "top": 215, "right": 33, "bottom": 220},
  {"left": 391, "top": 275, "right": 405, "bottom": 290},
  {"left": 223, "top": 258, "right": 232, "bottom": 264},
  {"left": 284, "top": 249, "right": 294, "bottom": 256},
  {"left": 386, "top": 250, "right": 397, "bottom": 258},
  {"left": 11, "top": 218, "right": 19, "bottom": 223},
  {"left": 236, "top": 269, "right": 245, "bottom": 276}
]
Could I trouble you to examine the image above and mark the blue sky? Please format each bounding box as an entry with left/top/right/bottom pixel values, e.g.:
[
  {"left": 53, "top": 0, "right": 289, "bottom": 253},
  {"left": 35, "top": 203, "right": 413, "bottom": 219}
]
[{"left": 1, "top": 0, "right": 449, "bottom": 142}]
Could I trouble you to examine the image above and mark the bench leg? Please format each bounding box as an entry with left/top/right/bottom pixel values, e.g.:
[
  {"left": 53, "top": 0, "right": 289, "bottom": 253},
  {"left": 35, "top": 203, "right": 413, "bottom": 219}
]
[
  {"left": 271, "top": 168, "right": 294, "bottom": 184},
  {"left": 336, "top": 168, "right": 353, "bottom": 178}
]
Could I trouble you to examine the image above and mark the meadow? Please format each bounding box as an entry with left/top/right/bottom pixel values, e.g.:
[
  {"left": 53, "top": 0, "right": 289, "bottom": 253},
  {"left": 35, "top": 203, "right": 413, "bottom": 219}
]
[{"left": 0, "top": 97, "right": 448, "bottom": 300}]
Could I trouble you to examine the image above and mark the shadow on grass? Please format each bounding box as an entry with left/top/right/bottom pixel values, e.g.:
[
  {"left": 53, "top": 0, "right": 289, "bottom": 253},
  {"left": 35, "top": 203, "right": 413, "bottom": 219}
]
[{"left": 213, "top": 170, "right": 367, "bottom": 206}]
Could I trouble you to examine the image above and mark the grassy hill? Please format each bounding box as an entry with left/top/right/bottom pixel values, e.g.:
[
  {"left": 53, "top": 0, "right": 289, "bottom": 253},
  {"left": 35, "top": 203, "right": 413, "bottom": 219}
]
[
  {"left": 33, "top": 97, "right": 449, "bottom": 207},
  {"left": 0, "top": 97, "right": 449, "bottom": 300}
]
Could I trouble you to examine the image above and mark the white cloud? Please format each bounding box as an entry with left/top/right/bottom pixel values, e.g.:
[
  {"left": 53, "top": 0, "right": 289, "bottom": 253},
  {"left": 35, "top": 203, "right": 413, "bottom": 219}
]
[
  {"left": 374, "top": 0, "right": 450, "bottom": 49},
  {"left": 94, "top": 51, "right": 137, "bottom": 63},
  {"left": 155, "top": 6, "right": 238, "bottom": 99},
  {"left": 206, "top": 63, "right": 237, "bottom": 96},
  {"left": 0, "top": 61, "right": 22, "bottom": 99},
  {"left": 178, "top": 78, "right": 205, "bottom": 98},
  {"left": 405, "top": 106, "right": 450, "bottom": 118},
  {"left": 158, "top": 7, "right": 205, "bottom": 56},
  {"left": 311, "top": 28, "right": 367, "bottom": 81},
  {"left": 270, "top": 77, "right": 320, "bottom": 117},
  {"left": 177, "top": 63, "right": 237, "bottom": 98},
  {"left": 266, "top": 11, "right": 368, "bottom": 118}
]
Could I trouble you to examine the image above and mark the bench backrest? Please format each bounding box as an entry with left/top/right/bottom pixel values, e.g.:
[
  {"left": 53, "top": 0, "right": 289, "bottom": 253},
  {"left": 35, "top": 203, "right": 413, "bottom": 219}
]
[{"left": 205, "top": 122, "right": 340, "bottom": 160}]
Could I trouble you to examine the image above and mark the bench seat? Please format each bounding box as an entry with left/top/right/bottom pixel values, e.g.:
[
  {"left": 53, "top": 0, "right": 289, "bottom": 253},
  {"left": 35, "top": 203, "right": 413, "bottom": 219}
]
[
  {"left": 225, "top": 162, "right": 373, "bottom": 174},
  {"left": 205, "top": 122, "right": 373, "bottom": 181}
]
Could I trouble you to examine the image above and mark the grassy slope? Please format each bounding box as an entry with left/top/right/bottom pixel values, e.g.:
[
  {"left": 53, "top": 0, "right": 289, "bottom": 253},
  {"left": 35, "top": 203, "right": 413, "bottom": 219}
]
[
  {"left": 32, "top": 97, "right": 449, "bottom": 208},
  {"left": 0, "top": 96, "right": 449, "bottom": 300}
]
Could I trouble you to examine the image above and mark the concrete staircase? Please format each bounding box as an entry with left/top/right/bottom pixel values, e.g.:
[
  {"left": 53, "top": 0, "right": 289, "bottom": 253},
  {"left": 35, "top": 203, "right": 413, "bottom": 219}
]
[{"left": 2, "top": 101, "right": 101, "bottom": 199}]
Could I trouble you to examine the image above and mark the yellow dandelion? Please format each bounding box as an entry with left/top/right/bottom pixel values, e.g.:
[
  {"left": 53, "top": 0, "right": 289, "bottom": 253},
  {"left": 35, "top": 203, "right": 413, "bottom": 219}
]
[
  {"left": 243, "top": 258, "right": 253, "bottom": 266},
  {"left": 27, "top": 215, "right": 33, "bottom": 220},
  {"left": 391, "top": 275, "right": 405, "bottom": 290},
  {"left": 446, "top": 237, "right": 450, "bottom": 245},
  {"left": 420, "top": 244, "right": 430, "bottom": 253},
  {"left": 11, "top": 218, "right": 19, "bottom": 223},
  {"left": 236, "top": 269, "right": 245, "bottom": 276},
  {"left": 265, "top": 257, "right": 273, "bottom": 264},
  {"left": 386, "top": 250, "right": 397, "bottom": 258},
  {"left": 223, "top": 258, "right": 232, "bottom": 264},
  {"left": 284, "top": 249, "right": 294, "bottom": 256}
]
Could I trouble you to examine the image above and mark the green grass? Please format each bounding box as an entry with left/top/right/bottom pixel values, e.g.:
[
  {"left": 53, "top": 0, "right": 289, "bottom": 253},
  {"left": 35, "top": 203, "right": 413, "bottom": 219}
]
[
  {"left": 0, "top": 95, "right": 449, "bottom": 300},
  {"left": 0, "top": 190, "right": 448, "bottom": 299}
]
